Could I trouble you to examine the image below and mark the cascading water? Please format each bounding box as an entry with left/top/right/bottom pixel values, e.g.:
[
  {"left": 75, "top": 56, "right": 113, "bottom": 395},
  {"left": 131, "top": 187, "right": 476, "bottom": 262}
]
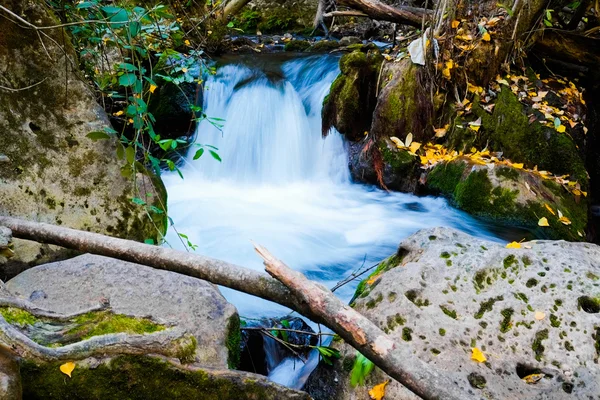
[{"left": 163, "top": 54, "right": 500, "bottom": 388}]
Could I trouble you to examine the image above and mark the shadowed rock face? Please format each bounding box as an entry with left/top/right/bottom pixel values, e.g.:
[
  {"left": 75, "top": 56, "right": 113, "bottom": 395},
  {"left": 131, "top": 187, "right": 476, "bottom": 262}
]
[
  {"left": 306, "top": 227, "right": 600, "bottom": 399},
  {"left": 0, "top": 0, "right": 166, "bottom": 278}
]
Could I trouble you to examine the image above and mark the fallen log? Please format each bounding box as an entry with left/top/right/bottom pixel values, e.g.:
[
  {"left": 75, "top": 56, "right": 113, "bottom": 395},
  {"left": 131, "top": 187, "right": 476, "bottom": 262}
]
[
  {"left": 335, "top": 0, "right": 432, "bottom": 27},
  {"left": 0, "top": 216, "right": 471, "bottom": 399}
]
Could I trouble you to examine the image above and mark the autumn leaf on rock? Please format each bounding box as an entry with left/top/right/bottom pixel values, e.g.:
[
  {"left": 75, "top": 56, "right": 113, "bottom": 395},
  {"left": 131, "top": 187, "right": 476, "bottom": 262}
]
[
  {"left": 522, "top": 373, "right": 544, "bottom": 384},
  {"left": 471, "top": 347, "right": 487, "bottom": 363},
  {"left": 538, "top": 217, "right": 549, "bottom": 227},
  {"left": 506, "top": 241, "right": 521, "bottom": 249},
  {"left": 60, "top": 362, "right": 75, "bottom": 378},
  {"left": 369, "top": 380, "right": 389, "bottom": 400}
]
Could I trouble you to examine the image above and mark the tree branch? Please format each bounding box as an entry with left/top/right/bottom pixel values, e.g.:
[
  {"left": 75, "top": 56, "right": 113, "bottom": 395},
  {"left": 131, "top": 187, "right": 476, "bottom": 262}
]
[
  {"left": 334, "top": 0, "right": 432, "bottom": 27},
  {"left": 254, "top": 244, "right": 467, "bottom": 400}
]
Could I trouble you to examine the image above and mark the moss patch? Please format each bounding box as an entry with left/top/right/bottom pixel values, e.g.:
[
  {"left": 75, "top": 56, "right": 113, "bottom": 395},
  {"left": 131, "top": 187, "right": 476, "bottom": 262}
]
[
  {"left": 226, "top": 315, "right": 241, "bottom": 369},
  {"left": 532, "top": 329, "right": 549, "bottom": 361},
  {"left": 474, "top": 296, "right": 503, "bottom": 319},
  {"left": 0, "top": 307, "right": 39, "bottom": 326}
]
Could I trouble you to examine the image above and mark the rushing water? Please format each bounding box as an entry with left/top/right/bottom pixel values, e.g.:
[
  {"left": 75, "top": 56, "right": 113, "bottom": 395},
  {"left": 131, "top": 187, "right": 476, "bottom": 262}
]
[{"left": 163, "top": 54, "right": 502, "bottom": 387}]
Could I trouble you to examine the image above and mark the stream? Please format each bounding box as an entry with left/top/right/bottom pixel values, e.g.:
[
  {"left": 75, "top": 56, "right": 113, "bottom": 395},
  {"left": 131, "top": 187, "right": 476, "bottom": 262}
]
[{"left": 162, "top": 53, "right": 504, "bottom": 388}]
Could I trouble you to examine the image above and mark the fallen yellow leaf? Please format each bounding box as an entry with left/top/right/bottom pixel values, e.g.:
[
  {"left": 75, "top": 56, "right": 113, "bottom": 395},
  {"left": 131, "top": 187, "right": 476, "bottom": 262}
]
[
  {"left": 522, "top": 373, "right": 544, "bottom": 384},
  {"left": 113, "top": 110, "right": 124, "bottom": 116},
  {"left": 538, "top": 217, "right": 549, "bottom": 227},
  {"left": 512, "top": 163, "right": 524, "bottom": 169},
  {"left": 556, "top": 125, "right": 566, "bottom": 133},
  {"left": 534, "top": 311, "right": 546, "bottom": 320},
  {"left": 60, "top": 362, "right": 75, "bottom": 378},
  {"left": 451, "top": 20, "right": 460, "bottom": 29},
  {"left": 369, "top": 380, "right": 389, "bottom": 400},
  {"left": 559, "top": 216, "right": 572, "bottom": 225},
  {"left": 471, "top": 347, "right": 487, "bottom": 363},
  {"left": 409, "top": 141, "right": 421, "bottom": 153},
  {"left": 544, "top": 204, "right": 556, "bottom": 215},
  {"left": 482, "top": 32, "right": 491, "bottom": 41},
  {"left": 506, "top": 241, "right": 521, "bottom": 249}
]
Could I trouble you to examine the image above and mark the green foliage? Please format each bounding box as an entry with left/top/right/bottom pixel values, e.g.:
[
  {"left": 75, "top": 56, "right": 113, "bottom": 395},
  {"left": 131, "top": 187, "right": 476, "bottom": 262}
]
[
  {"left": 313, "top": 346, "right": 341, "bottom": 365},
  {"left": 350, "top": 352, "right": 374, "bottom": 387}
]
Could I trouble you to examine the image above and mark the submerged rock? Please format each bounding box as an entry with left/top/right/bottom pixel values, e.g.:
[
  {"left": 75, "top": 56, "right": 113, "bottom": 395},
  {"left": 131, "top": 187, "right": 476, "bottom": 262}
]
[
  {"left": 306, "top": 227, "right": 600, "bottom": 399},
  {"left": 0, "top": 0, "right": 166, "bottom": 277}
]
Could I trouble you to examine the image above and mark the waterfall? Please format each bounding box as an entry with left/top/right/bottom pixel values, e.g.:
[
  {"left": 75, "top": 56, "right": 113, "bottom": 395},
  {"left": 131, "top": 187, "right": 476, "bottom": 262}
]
[{"left": 162, "top": 54, "right": 499, "bottom": 388}]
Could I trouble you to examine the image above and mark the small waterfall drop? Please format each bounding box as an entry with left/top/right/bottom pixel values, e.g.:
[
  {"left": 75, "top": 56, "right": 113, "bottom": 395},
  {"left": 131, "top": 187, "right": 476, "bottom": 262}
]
[{"left": 163, "top": 54, "right": 499, "bottom": 388}]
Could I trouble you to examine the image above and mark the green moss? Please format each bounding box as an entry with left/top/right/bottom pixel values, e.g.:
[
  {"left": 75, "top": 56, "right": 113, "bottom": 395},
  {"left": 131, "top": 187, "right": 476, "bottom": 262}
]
[
  {"left": 446, "top": 260, "right": 452, "bottom": 266},
  {"left": 402, "top": 327, "right": 413, "bottom": 341},
  {"left": 454, "top": 170, "right": 493, "bottom": 214},
  {"left": 366, "top": 293, "right": 384, "bottom": 309},
  {"left": 0, "top": 307, "right": 39, "bottom": 326},
  {"left": 175, "top": 336, "right": 198, "bottom": 364},
  {"left": 499, "top": 308, "right": 514, "bottom": 333},
  {"left": 474, "top": 295, "right": 503, "bottom": 319},
  {"left": 21, "top": 355, "right": 292, "bottom": 399},
  {"left": 522, "top": 256, "right": 532, "bottom": 266},
  {"left": 308, "top": 40, "right": 340, "bottom": 52},
  {"left": 440, "top": 305, "right": 457, "bottom": 319},
  {"left": 587, "top": 272, "right": 599, "bottom": 281},
  {"left": 430, "top": 348, "right": 441, "bottom": 355},
  {"left": 405, "top": 290, "right": 430, "bottom": 307},
  {"left": 467, "top": 372, "right": 486, "bottom": 389},
  {"left": 386, "top": 314, "right": 406, "bottom": 331},
  {"left": 440, "top": 251, "right": 451, "bottom": 259},
  {"left": 577, "top": 296, "right": 600, "bottom": 313},
  {"left": 526, "top": 278, "right": 538, "bottom": 288},
  {"left": 593, "top": 327, "right": 600, "bottom": 361},
  {"left": 380, "top": 146, "right": 416, "bottom": 175},
  {"left": 69, "top": 311, "right": 164, "bottom": 340},
  {"left": 503, "top": 255, "right": 517, "bottom": 269},
  {"left": 353, "top": 254, "right": 401, "bottom": 299},
  {"left": 514, "top": 292, "right": 529, "bottom": 303},
  {"left": 532, "top": 329, "right": 549, "bottom": 361},
  {"left": 226, "top": 315, "right": 241, "bottom": 369},
  {"left": 439, "top": 328, "right": 446, "bottom": 336},
  {"left": 496, "top": 167, "right": 519, "bottom": 181},
  {"left": 429, "top": 235, "right": 437, "bottom": 240},
  {"left": 427, "top": 161, "right": 466, "bottom": 195},
  {"left": 283, "top": 40, "right": 310, "bottom": 52},
  {"left": 550, "top": 314, "right": 561, "bottom": 328},
  {"left": 473, "top": 268, "right": 498, "bottom": 293}
]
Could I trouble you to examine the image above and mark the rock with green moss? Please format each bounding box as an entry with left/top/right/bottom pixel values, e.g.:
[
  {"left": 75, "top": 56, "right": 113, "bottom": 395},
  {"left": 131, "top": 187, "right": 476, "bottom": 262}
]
[
  {"left": 0, "top": 0, "right": 166, "bottom": 278},
  {"left": 306, "top": 227, "right": 600, "bottom": 399},
  {"left": 6, "top": 254, "right": 239, "bottom": 368},
  {"left": 425, "top": 159, "right": 587, "bottom": 241},
  {"left": 322, "top": 46, "right": 383, "bottom": 141},
  {"left": 21, "top": 355, "right": 310, "bottom": 400},
  {"left": 231, "top": 0, "right": 317, "bottom": 34}
]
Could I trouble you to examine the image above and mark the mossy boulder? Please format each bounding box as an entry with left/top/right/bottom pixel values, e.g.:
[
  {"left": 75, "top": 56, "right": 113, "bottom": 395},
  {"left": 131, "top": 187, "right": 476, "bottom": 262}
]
[
  {"left": 232, "top": 0, "right": 317, "bottom": 34},
  {"left": 448, "top": 87, "right": 588, "bottom": 188},
  {"left": 6, "top": 254, "right": 238, "bottom": 368},
  {"left": 426, "top": 159, "right": 587, "bottom": 241},
  {"left": 0, "top": 0, "right": 166, "bottom": 277},
  {"left": 21, "top": 355, "right": 310, "bottom": 400},
  {"left": 322, "top": 45, "right": 383, "bottom": 141},
  {"left": 306, "top": 227, "right": 600, "bottom": 399}
]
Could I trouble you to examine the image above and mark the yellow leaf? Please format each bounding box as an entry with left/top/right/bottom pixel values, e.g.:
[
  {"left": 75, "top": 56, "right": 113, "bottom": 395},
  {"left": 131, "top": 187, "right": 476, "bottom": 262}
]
[
  {"left": 544, "top": 204, "right": 556, "bottom": 215},
  {"left": 367, "top": 273, "right": 382, "bottom": 285},
  {"left": 451, "top": 20, "right": 460, "bottom": 29},
  {"left": 181, "top": 67, "right": 188, "bottom": 73},
  {"left": 482, "top": 32, "right": 491, "bottom": 41},
  {"left": 469, "top": 125, "right": 480, "bottom": 132},
  {"left": 538, "top": 217, "right": 549, "bottom": 227},
  {"left": 113, "top": 110, "right": 124, "bottom": 116},
  {"left": 559, "top": 216, "right": 572, "bottom": 225},
  {"left": 390, "top": 136, "right": 404, "bottom": 148},
  {"left": 369, "top": 380, "right": 389, "bottom": 400},
  {"left": 471, "top": 347, "right": 487, "bottom": 363},
  {"left": 512, "top": 163, "right": 524, "bottom": 169},
  {"left": 434, "top": 125, "right": 448, "bottom": 138},
  {"left": 506, "top": 241, "right": 521, "bottom": 249},
  {"left": 534, "top": 311, "right": 546, "bottom": 320},
  {"left": 405, "top": 133, "right": 413, "bottom": 147},
  {"left": 149, "top": 84, "right": 157, "bottom": 94},
  {"left": 184, "top": 39, "right": 191, "bottom": 46},
  {"left": 556, "top": 125, "right": 566, "bottom": 133},
  {"left": 409, "top": 141, "right": 421, "bottom": 153},
  {"left": 60, "top": 362, "right": 75, "bottom": 378},
  {"left": 522, "top": 373, "right": 544, "bottom": 384}
]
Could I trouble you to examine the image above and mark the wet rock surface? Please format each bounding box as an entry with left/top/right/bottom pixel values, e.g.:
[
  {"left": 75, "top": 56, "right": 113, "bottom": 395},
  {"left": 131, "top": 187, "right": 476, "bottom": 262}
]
[{"left": 306, "top": 227, "right": 600, "bottom": 399}]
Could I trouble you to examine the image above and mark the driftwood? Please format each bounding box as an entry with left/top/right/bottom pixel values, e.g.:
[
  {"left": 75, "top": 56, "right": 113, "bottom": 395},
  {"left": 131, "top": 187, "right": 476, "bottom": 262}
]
[
  {"left": 0, "top": 216, "right": 471, "bottom": 399},
  {"left": 335, "top": 0, "right": 432, "bottom": 27}
]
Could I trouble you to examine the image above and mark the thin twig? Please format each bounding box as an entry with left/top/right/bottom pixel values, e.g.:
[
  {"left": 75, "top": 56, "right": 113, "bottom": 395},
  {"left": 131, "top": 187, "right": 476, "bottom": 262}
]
[
  {"left": 241, "top": 327, "right": 336, "bottom": 337},
  {"left": 0, "top": 78, "right": 48, "bottom": 93}
]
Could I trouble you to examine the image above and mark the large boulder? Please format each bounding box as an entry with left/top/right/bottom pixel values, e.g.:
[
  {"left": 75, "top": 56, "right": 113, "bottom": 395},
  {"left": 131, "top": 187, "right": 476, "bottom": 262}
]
[
  {"left": 6, "top": 254, "right": 239, "bottom": 368},
  {"left": 0, "top": 0, "right": 166, "bottom": 277},
  {"left": 306, "top": 227, "right": 600, "bottom": 399}
]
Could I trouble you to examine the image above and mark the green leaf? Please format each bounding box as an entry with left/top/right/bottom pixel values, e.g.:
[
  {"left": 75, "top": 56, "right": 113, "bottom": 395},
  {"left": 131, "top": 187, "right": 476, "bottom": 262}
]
[
  {"left": 131, "top": 197, "right": 146, "bottom": 205},
  {"left": 119, "top": 73, "right": 137, "bottom": 87},
  {"left": 119, "top": 63, "right": 138, "bottom": 71},
  {"left": 144, "top": 238, "right": 155, "bottom": 245},
  {"left": 76, "top": 1, "right": 98, "bottom": 9},
  {"left": 129, "top": 21, "right": 141, "bottom": 37},
  {"left": 193, "top": 148, "right": 204, "bottom": 160},
  {"left": 554, "top": 117, "right": 561, "bottom": 128},
  {"left": 125, "top": 146, "right": 135, "bottom": 164},
  {"left": 227, "top": 21, "right": 234, "bottom": 28},
  {"left": 209, "top": 150, "right": 221, "bottom": 162},
  {"left": 86, "top": 131, "right": 111, "bottom": 141},
  {"left": 350, "top": 352, "right": 374, "bottom": 387}
]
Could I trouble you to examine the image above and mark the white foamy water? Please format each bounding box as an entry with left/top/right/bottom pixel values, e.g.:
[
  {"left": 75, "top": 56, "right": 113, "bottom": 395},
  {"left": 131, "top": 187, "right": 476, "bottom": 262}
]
[{"left": 163, "top": 54, "right": 500, "bottom": 388}]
